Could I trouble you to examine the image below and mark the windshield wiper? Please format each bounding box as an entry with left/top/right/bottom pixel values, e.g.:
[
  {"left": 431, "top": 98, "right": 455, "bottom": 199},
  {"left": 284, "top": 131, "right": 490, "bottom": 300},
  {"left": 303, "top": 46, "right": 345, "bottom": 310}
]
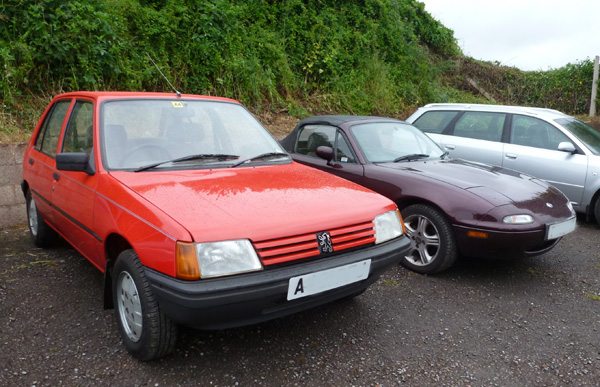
[
  {"left": 134, "top": 153, "right": 240, "bottom": 172},
  {"left": 393, "top": 153, "right": 430, "bottom": 163},
  {"left": 230, "top": 152, "right": 290, "bottom": 168},
  {"left": 440, "top": 151, "right": 450, "bottom": 160}
]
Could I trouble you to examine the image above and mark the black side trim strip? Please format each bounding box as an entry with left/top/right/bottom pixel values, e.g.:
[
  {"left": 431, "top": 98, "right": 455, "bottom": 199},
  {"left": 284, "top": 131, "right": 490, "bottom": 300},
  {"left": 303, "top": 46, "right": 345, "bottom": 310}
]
[{"left": 30, "top": 189, "right": 103, "bottom": 243}]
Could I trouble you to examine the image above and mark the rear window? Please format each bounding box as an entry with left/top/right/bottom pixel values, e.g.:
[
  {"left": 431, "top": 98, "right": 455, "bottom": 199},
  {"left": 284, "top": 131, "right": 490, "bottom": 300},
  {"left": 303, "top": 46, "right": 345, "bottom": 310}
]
[{"left": 412, "top": 111, "right": 458, "bottom": 134}]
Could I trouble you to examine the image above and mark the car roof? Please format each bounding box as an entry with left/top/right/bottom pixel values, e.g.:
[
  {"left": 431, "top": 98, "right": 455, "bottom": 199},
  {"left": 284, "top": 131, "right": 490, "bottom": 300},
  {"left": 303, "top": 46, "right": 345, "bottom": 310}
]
[
  {"left": 297, "top": 115, "right": 403, "bottom": 127},
  {"left": 52, "top": 91, "right": 239, "bottom": 104},
  {"left": 418, "top": 103, "right": 570, "bottom": 120}
]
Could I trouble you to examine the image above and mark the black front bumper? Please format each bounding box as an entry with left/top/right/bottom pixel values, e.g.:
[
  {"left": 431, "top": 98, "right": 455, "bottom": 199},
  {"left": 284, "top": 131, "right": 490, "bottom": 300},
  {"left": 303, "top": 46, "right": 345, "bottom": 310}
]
[{"left": 145, "top": 236, "right": 410, "bottom": 329}]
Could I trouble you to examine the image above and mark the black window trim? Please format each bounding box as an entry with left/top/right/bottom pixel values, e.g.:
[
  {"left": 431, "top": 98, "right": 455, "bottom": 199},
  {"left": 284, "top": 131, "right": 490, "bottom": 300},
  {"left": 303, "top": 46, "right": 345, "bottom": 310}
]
[{"left": 35, "top": 98, "right": 73, "bottom": 159}]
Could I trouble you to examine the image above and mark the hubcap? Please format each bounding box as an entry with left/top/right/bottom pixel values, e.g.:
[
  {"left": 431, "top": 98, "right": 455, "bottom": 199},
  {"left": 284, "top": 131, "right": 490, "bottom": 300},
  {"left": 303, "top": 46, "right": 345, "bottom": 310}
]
[
  {"left": 28, "top": 198, "right": 38, "bottom": 236},
  {"left": 404, "top": 214, "right": 440, "bottom": 266},
  {"left": 117, "top": 271, "right": 143, "bottom": 342}
]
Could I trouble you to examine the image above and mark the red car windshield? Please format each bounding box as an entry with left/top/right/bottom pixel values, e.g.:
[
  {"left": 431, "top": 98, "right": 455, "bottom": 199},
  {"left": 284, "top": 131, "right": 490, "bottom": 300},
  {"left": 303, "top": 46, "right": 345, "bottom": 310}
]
[{"left": 100, "top": 99, "right": 286, "bottom": 170}]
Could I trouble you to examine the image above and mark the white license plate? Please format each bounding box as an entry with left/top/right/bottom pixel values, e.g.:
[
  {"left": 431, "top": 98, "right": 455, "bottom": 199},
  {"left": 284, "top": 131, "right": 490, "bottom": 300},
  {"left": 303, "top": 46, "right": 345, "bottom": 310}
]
[
  {"left": 546, "top": 216, "right": 576, "bottom": 240},
  {"left": 287, "top": 259, "right": 371, "bottom": 301}
]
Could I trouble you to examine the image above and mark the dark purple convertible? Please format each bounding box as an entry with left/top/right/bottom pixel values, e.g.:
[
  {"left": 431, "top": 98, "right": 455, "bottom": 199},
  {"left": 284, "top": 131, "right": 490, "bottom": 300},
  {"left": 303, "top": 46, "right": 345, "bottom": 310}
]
[{"left": 281, "top": 116, "right": 576, "bottom": 274}]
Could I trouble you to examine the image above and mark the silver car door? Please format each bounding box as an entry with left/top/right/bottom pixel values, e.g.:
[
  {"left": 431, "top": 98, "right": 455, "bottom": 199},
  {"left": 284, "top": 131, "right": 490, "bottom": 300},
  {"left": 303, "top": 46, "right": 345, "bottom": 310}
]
[
  {"left": 504, "top": 115, "right": 587, "bottom": 205},
  {"left": 436, "top": 111, "right": 506, "bottom": 167}
]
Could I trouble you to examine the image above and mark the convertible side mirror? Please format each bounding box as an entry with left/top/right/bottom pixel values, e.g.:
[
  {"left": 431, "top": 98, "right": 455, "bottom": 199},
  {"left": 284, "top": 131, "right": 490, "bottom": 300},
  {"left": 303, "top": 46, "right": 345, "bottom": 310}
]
[
  {"left": 316, "top": 146, "right": 335, "bottom": 165},
  {"left": 557, "top": 142, "right": 577, "bottom": 154},
  {"left": 56, "top": 152, "right": 95, "bottom": 175}
]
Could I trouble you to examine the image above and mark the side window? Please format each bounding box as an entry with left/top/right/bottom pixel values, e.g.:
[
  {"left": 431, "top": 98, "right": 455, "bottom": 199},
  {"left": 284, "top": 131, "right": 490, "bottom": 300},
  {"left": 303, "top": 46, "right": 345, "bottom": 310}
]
[
  {"left": 295, "top": 125, "right": 336, "bottom": 156},
  {"left": 453, "top": 112, "right": 505, "bottom": 142},
  {"left": 34, "top": 100, "right": 71, "bottom": 157},
  {"left": 295, "top": 125, "right": 356, "bottom": 163},
  {"left": 412, "top": 111, "right": 458, "bottom": 134},
  {"left": 62, "top": 100, "right": 94, "bottom": 156},
  {"left": 334, "top": 132, "right": 356, "bottom": 163},
  {"left": 510, "top": 115, "right": 570, "bottom": 151}
]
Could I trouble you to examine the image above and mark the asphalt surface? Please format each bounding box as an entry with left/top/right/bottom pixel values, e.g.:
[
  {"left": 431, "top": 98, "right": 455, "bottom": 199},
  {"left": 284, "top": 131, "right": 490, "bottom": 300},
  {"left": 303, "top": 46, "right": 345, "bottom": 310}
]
[{"left": 1, "top": 216, "right": 600, "bottom": 386}]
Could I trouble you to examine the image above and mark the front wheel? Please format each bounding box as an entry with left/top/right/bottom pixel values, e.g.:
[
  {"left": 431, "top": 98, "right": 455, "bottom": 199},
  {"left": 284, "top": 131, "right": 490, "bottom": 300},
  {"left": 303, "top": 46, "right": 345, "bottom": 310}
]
[
  {"left": 400, "top": 204, "right": 458, "bottom": 274},
  {"left": 112, "top": 250, "right": 178, "bottom": 361}
]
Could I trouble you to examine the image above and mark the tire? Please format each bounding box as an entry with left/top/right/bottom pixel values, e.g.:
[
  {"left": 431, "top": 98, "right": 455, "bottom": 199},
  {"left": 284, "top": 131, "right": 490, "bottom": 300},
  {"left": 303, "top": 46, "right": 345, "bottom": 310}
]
[
  {"left": 400, "top": 204, "right": 458, "bottom": 274},
  {"left": 594, "top": 198, "right": 600, "bottom": 225},
  {"left": 25, "top": 190, "right": 56, "bottom": 248},
  {"left": 112, "top": 249, "right": 178, "bottom": 361}
]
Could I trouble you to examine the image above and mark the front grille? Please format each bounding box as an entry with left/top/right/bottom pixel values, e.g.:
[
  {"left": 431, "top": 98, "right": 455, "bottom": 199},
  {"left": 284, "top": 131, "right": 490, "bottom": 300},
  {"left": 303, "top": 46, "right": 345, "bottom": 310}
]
[{"left": 253, "top": 221, "right": 376, "bottom": 266}]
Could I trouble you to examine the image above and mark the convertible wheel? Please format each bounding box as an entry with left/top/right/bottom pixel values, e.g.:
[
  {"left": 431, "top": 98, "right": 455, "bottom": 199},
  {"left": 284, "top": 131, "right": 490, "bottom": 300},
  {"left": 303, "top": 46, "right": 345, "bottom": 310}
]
[
  {"left": 25, "top": 190, "right": 56, "bottom": 247},
  {"left": 113, "top": 249, "right": 178, "bottom": 361},
  {"left": 400, "top": 204, "right": 458, "bottom": 274}
]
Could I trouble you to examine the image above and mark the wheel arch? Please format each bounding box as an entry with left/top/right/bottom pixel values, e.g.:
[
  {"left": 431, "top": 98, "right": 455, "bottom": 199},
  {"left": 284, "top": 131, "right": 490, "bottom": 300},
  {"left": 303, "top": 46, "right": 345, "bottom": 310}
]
[
  {"left": 394, "top": 196, "right": 451, "bottom": 220},
  {"left": 103, "top": 233, "right": 133, "bottom": 309},
  {"left": 21, "top": 180, "right": 30, "bottom": 198}
]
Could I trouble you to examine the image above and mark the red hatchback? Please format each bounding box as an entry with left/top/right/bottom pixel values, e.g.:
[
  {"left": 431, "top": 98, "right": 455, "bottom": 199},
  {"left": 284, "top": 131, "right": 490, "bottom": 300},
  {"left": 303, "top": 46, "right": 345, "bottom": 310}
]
[{"left": 21, "top": 92, "right": 409, "bottom": 360}]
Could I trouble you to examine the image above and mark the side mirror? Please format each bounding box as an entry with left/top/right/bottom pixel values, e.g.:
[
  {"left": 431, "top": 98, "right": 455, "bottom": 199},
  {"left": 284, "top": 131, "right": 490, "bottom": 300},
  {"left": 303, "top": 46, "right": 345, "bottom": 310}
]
[
  {"left": 557, "top": 142, "right": 577, "bottom": 154},
  {"left": 56, "top": 152, "right": 95, "bottom": 175},
  {"left": 316, "top": 146, "right": 335, "bottom": 165}
]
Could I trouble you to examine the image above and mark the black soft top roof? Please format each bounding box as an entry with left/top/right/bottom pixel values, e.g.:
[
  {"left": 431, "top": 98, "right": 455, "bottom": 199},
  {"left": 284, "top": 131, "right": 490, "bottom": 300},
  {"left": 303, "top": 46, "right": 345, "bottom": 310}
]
[{"left": 280, "top": 115, "right": 403, "bottom": 151}]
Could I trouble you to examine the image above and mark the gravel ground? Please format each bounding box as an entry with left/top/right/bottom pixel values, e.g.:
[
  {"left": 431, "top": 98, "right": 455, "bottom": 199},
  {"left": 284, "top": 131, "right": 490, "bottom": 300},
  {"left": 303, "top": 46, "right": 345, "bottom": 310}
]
[{"left": 1, "top": 216, "right": 600, "bottom": 386}]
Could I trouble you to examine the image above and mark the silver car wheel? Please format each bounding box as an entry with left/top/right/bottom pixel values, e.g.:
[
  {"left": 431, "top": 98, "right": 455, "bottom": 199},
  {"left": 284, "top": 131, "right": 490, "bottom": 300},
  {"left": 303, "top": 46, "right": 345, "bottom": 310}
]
[
  {"left": 116, "top": 271, "right": 143, "bottom": 342},
  {"left": 28, "top": 198, "right": 39, "bottom": 237},
  {"left": 404, "top": 213, "right": 440, "bottom": 266}
]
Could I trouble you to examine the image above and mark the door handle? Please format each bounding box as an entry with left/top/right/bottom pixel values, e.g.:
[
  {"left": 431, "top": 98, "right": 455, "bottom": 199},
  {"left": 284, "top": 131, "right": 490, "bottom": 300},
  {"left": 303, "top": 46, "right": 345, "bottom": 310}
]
[
  {"left": 28, "top": 158, "right": 34, "bottom": 165},
  {"left": 444, "top": 144, "right": 455, "bottom": 150},
  {"left": 53, "top": 172, "right": 60, "bottom": 181},
  {"left": 505, "top": 153, "right": 517, "bottom": 159}
]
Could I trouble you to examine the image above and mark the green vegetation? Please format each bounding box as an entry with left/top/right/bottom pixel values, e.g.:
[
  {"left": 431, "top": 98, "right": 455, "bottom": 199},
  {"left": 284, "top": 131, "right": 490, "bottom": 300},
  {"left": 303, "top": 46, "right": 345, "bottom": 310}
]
[{"left": 0, "top": 0, "right": 598, "bottom": 143}]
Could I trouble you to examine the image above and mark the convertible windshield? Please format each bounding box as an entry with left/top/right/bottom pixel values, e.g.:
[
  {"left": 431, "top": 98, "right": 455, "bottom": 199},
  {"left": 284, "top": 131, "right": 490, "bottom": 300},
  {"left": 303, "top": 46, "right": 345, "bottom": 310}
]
[
  {"left": 101, "top": 99, "right": 286, "bottom": 170},
  {"left": 350, "top": 122, "right": 445, "bottom": 163},
  {"left": 555, "top": 117, "right": 600, "bottom": 155}
]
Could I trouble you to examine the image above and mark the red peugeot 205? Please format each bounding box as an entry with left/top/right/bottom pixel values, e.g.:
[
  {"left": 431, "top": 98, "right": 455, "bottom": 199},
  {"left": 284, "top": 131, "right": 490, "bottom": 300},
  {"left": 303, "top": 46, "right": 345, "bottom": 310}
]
[{"left": 21, "top": 92, "right": 410, "bottom": 360}]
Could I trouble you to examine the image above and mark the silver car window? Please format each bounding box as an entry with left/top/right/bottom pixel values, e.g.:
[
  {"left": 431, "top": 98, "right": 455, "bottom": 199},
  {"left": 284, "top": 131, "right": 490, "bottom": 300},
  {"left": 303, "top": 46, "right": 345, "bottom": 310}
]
[
  {"left": 453, "top": 112, "right": 504, "bottom": 142},
  {"left": 510, "top": 115, "right": 570, "bottom": 151}
]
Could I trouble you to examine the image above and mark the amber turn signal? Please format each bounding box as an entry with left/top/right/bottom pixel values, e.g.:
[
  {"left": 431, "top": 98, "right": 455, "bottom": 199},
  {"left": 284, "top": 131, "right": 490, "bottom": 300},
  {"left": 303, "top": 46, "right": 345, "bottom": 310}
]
[
  {"left": 467, "top": 231, "right": 488, "bottom": 239},
  {"left": 176, "top": 242, "right": 200, "bottom": 280}
]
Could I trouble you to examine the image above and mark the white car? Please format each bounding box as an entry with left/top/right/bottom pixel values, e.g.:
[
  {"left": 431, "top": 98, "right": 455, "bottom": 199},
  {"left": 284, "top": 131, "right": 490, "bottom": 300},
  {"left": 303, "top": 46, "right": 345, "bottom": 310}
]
[{"left": 406, "top": 103, "right": 600, "bottom": 223}]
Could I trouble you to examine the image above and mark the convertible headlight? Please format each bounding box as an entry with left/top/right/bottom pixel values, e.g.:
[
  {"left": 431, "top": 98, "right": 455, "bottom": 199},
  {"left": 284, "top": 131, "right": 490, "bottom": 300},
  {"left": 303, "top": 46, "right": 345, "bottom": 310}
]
[
  {"left": 195, "top": 239, "right": 262, "bottom": 278},
  {"left": 503, "top": 215, "right": 534, "bottom": 224},
  {"left": 374, "top": 210, "right": 404, "bottom": 244}
]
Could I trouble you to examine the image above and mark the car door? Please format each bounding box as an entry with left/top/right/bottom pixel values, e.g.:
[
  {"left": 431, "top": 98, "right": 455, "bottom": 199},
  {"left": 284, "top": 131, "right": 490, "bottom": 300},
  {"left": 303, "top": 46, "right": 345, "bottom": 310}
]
[
  {"left": 24, "top": 99, "right": 73, "bottom": 225},
  {"left": 503, "top": 114, "right": 587, "bottom": 205},
  {"left": 51, "top": 99, "right": 102, "bottom": 266},
  {"left": 291, "top": 124, "right": 365, "bottom": 184},
  {"left": 438, "top": 111, "right": 507, "bottom": 167}
]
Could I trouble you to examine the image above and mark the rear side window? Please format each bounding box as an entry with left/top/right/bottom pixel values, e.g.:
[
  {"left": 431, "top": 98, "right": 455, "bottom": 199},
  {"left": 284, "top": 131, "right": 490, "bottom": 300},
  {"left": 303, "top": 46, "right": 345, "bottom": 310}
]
[
  {"left": 34, "top": 99, "right": 72, "bottom": 157},
  {"left": 510, "top": 115, "right": 570, "bottom": 151},
  {"left": 453, "top": 112, "right": 505, "bottom": 142},
  {"left": 412, "top": 111, "right": 458, "bottom": 134}
]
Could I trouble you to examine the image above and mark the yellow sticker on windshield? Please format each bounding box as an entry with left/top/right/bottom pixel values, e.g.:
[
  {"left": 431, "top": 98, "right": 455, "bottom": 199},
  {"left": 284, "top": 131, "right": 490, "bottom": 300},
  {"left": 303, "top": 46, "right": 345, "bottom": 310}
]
[{"left": 171, "top": 101, "right": 184, "bottom": 108}]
